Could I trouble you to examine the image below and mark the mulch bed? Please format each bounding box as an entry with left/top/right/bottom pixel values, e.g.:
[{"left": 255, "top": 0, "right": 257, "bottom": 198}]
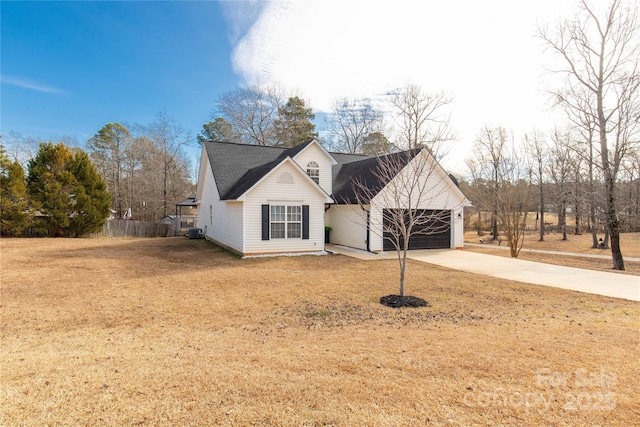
[{"left": 380, "top": 294, "right": 428, "bottom": 308}]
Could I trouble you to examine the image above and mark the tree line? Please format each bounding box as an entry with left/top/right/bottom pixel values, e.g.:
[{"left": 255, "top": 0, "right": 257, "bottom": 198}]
[
  {"left": 85, "top": 112, "right": 193, "bottom": 222},
  {"left": 1, "top": 111, "right": 195, "bottom": 237},
  {"left": 460, "top": 0, "right": 639, "bottom": 271}
]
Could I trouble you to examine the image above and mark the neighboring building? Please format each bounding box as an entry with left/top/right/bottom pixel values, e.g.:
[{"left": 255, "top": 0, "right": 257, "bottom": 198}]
[
  {"left": 196, "top": 140, "right": 470, "bottom": 256},
  {"left": 161, "top": 198, "right": 198, "bottom": 236}
]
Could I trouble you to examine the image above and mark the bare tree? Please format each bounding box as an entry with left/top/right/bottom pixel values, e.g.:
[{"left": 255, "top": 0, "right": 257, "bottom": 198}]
[
  {"left": 463, "top": 158, "right": 490, "bottom": 235},
  {"left": 468, "top": 128, "right": 532, "bottom": 257},
  {"left": 2, "top": 131, "right": 47, "bottom": 167},
  {"left": 539, "top": 0, "right": 640, "bottom": 270},
  {"left": 351, "top": 149, "right": 458, "bottom": 298},
  {"left": 388, "top": 83, "right": 455, "bottom": 159},
  {"left": 525, "top": 130, "right": 549, "bottom": 241},
  {"left": 495, "top": 146, "right": 533, "bottom": 258},
  {"left": 217, "top": 83, "right": 285, "bottom": 146},
  {"left": 548, "top": 127, "right": 575, "bottom": 240},
  {"left": 86, "top": 123, "right": 131, "bottom": 218},
  {"left": 570, "top": 150, "right": 586, "bottom": 235},
  {"left": 470, "top": 125, "right": 510, "bottom": 241},
  {"left": 325, "top": 97, "right": 385, "bottom": 154},
  {"left": 147, "top": 111, "right": 193, "bottom": 218}
]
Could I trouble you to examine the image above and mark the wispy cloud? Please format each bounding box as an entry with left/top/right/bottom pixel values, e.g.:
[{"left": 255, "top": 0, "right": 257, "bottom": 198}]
[{"left": 1, "top": 75, "right": 66, "bottom": 94}]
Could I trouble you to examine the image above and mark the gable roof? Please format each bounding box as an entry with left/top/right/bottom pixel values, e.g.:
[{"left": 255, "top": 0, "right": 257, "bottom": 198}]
[
  {"left": 201, "top": 140, "right": 467, "bottom": 205},
  {"left": 332, "top": 150, "right": 421, "bottom": 204},
  {"left": 203, "top": 140, "right": 335, "bottom": 200}
]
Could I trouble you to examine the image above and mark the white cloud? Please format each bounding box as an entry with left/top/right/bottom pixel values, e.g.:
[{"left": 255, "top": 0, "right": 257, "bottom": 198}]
[
  {"left": 1, "top": 75, "right": 66, "bottom": 94},
  {"left": 226, "top": 0, "right": 575, "bottom": 173}
]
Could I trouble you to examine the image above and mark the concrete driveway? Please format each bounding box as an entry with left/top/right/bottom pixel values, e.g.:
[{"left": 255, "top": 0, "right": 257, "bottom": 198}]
[
  {"left": 407, "top": 250, "right": 639, "bottom": 301},
  {"left": 326, "top": 245, "right": 640, "bottom": 301}
]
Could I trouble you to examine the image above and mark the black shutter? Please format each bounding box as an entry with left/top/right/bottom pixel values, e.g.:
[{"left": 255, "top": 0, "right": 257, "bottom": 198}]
[
  {"left": 302, "top": 205, "right": 309, "bottom": 240},
  {"left": 261, "top": 204, "right": 270, "bottom": 240}
]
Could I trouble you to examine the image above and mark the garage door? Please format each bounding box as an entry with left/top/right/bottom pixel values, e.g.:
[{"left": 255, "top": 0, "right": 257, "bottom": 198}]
[{"left": 383, "top": 209, "right": 451, "bottom": 251}]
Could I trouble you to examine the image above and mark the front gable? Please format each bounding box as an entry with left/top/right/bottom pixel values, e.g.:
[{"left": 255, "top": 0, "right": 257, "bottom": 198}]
[
  {"left": 291, "top": 140, "right": 337, "bottom": 196},
  {"left": 242, "top": 158, "right": 331, "bottom": 255},
  {"left": 239, "top": 157, "right": 333, "bottom": 204},
  {"left": 372, "top": 149, "right": 469, "bottom": 209}
]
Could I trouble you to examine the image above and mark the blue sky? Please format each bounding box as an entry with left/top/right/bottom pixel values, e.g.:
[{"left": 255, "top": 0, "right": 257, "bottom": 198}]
[
  {"left": 2, "top": 0, "right": 579, "bottom": 174},
  {"left": 1, "top": 1, "right": 243, "bottom": 144}
]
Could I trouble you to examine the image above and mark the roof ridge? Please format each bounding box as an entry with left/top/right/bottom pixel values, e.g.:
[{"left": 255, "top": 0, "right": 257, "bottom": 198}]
[{"left": 205, "top": 140, "right": 288, "bottom": 151}]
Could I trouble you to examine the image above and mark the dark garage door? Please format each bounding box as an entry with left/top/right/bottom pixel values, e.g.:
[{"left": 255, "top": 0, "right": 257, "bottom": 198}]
[{"left": 383, "top": 209, "right": 451, "bottom": 251}]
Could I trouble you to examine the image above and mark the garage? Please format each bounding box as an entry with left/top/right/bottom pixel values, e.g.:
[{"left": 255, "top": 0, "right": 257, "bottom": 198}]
[{"left": 383, "top": 209, "right": 451, "bottom": 251}]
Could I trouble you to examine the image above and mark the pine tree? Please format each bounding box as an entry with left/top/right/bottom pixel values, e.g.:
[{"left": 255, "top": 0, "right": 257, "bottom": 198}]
[
  {"left": 274, "top": 96, "right": 318, "bottom": 147},
  {"left": 196, "top": 117, "right": 239, "bottom": 145},
  {"left": 67, "top": 151, "right": 111, "bottom": 236},
  {"left": 27, "top": 142, "right": 110, "bottom": 236},
  {"left": 0, "top": 145, "right": 36, "bottom": 236}
]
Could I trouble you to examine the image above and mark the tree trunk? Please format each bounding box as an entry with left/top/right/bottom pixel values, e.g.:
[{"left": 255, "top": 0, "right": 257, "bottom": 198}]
[
  {"left": 398, "top": 241, "right": 408, "bottom": 297},
  {"left": 539, "top": 202, "right": 545, "bottom": 242},
  {"left": 559, "top": 205, "right": 567, "bottom": 241},
  {"left": 491, "top": 210, "right": 498, "bottom": 240},
  {"left": 574, "top": 203, "right": 581, "bottom": 235}
]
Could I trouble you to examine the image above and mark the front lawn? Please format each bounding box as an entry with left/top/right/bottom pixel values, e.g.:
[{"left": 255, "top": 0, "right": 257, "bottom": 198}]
[{"left": 1, "top": 237, "right": 638, "bottom": 425}]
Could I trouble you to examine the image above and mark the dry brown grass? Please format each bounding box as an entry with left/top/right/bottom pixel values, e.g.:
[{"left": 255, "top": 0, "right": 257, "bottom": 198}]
[
  {"left": 1, "top": 237, "right": 639, "bottom": 426},
  {"left": 464, "top": 231, "right": 640, "bottom": 275}
]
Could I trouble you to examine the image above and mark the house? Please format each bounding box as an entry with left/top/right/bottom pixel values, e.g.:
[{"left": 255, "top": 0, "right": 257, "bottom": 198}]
[{"left": 195, "top": 140, "right": 470, "bottom": 256}]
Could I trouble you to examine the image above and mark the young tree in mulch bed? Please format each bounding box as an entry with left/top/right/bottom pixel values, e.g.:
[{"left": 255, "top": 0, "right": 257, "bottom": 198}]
[
  {"left": 349, "top": 150, "right": 460, "bottom": 309},
  {"left": 380, "top": 295, "right": 428, "bottom": 308}
]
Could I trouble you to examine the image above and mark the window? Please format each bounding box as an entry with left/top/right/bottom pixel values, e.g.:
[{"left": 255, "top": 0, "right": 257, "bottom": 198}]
[
  {"left": 270, "top": 205, "right": 301, "bottom": 239},
  {"left": 209, "top": 205, "right": 213, "bottom": 225},
  {"left": 306, "top": 161, "right": 319, "bottom": 184},
  {"left": 287, "top": 206, "right": 302, "bottom": 238},
  {"left": 270, "top": 205, "right": 285, "bottom": 239}
]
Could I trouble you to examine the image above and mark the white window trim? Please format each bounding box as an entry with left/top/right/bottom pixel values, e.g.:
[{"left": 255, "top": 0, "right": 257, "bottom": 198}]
[
  {"left": 270, "top": 204, "right": 302, "bottom": 239},
  {"left": 306, "top": 161, "right": 319, "bottom": 185}
]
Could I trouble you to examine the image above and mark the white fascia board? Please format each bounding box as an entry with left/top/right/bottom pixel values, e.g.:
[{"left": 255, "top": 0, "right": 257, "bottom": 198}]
[
  {"left": 294, "top": 139, "right": 338, "bottom": 165},
  {"left": 237, "top": 157, "right": 334, "bottom": 203}
]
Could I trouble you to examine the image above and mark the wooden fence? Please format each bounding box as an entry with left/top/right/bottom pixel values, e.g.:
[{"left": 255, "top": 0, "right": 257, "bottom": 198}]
[{"left": 94, "top": 220, "right": 173, "bottom": 238}]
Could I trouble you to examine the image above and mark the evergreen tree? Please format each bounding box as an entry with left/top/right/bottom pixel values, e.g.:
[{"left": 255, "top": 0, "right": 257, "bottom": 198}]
[
  {"left": 27, "top": 142, "right": 110, "bottom": 236},
  {"left": 28, "top": 143, "right": 74, "bottom": 235},
  {"left": 361, "top": 132, "right": 393, "bottom": 156},
  {"left": 196, "top": 117, "right": 239, "bottom": 145},
  {"left": 274, "top": 96, "right": 318, "bottom": 147},
  {"left": 67, "top": 151, "right": 111, "bottom": 236},
  {"left": 0, "top": 145, "right": 36, "bottom": 236}
]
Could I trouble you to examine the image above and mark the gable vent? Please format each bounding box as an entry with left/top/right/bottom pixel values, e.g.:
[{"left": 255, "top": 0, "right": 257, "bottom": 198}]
[{"left": 277, "top": 172, "right": 294, "bottom": 184}]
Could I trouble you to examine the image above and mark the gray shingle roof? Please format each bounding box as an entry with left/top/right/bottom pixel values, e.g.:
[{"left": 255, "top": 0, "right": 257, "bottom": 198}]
[
  {"left": 331, "top": 150, "right": 421, "bottom": 204},
  {"left": 202, "top": 141, "right": 446, "bottom": 204},
  {"left": 204, "top": 140, "right": 318, "bottom": 200}
]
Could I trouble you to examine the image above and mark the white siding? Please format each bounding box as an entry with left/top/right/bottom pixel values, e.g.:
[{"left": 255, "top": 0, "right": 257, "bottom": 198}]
[
  {"left": 292, "top": 143, "right": 334, "bottom": 195},
  {"left": 368, "top": 207, "right": 384, "bottom": 252},
  {"left": 452, "top": 207, "right": 464, "bottom": 249},
  {"left": 243, "top": 161, "right": 327, "bottom": 255},
  {"left": 326, "top": 205, "right": 368, "bottom": 250},
  {"left": 369, "top": 151, "right": 468, "bottom": 251},
  {"left": 197, "top": 161, "right": 244, "bottom": 253}
]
